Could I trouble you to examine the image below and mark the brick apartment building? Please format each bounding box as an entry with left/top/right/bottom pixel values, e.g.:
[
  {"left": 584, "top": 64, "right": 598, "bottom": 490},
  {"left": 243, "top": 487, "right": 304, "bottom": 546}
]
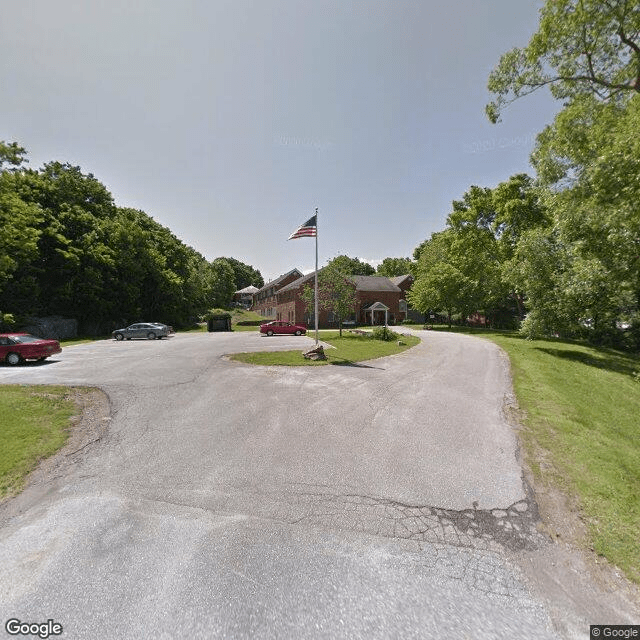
[
  {"left": 275, "top": 271, "right": 414, "bottom": 328},
  {"left": 252, "top": 268, "right": 303, "bottom": 317}
]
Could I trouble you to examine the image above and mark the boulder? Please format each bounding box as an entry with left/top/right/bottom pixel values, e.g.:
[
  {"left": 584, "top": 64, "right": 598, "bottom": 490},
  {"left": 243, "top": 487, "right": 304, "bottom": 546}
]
[{"left": 303, "top": 345, "right": 327, "bottom": 361}]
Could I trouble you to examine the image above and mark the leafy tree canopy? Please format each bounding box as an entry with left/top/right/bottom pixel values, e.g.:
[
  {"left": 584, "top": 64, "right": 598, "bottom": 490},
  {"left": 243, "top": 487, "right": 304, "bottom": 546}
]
[
  {"left": 221, "top": 256, "right": 264, "bottom": 290},
  {"left": 408, "top": 235, "right": 475, "bottom": 328},
  {"left": 411, "top": 175, "right": 549, "bottom": 324},
  {"left": 486, "top": 0, "right": 640, "bottom": 123},
  {"left": 209, "top": 258, "right": 236, "bottom": 309},
  {"left": 376, "top": 257, "right": 414, "bottom": 277},
  {"left": 301, "top": 265, "right": 357, "bottom": 336},
  {"left": 0, "top": 141, "right": 28, "bottom": 171},
  {"left": 326, "top": 254, "right": 375, "bottom": 275},
  {"left": 0, "top": 141, "right": 256, "bottom": 331}
]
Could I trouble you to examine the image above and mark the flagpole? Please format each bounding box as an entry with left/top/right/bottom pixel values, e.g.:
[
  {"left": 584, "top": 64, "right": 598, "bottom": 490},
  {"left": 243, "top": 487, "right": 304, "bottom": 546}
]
[{"left": 314, "top": 207, "right": 319, "bottom": 346}]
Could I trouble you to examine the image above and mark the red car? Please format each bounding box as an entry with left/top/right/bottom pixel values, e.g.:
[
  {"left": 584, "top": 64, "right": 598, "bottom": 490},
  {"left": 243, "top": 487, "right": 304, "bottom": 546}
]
[
  {"left": 259, "top": 321, "right": 307, "bottom": 336},
  {"left": 0, "top": 333, "right": 62, "bottom": 365}
]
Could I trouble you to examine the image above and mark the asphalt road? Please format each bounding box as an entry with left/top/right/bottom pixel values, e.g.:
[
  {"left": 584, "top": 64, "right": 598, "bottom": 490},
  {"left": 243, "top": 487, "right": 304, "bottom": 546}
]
[{"left": 0, "top": 331, "right": 567, "bottom": 638}]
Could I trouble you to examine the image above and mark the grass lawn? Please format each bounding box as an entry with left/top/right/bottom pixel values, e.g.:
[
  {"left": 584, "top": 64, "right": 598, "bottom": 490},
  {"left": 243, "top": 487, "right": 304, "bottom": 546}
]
[
  {"left": 0, "top": 385, "right": 79, "bottom": 500},
  {"left": 229, "top": 330, "right": 420, "bottom": 366},
  {"left": 431, "top": 326, "right": 640, "bottom": 583},
  {"left": 230, "top": 308, "right": 266, "bottom": 331},
  {"left": 178, "top": 324, "right": 207, "bottom": 333},
  {"left": 232, "top": 324, "right": 261, "bottom": 332}
]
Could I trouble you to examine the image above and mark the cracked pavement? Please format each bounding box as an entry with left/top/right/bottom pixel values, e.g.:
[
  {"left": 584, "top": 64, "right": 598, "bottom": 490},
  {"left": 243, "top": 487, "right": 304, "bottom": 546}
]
[{"left": 0, "top": 330, "right": 623, "bottom": 638}]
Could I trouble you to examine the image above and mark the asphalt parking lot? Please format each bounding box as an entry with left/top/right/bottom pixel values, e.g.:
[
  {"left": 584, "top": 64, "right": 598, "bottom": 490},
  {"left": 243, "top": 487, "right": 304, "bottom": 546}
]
[{"left": 0, "top": 331, "right": 588, "bottom": 638}]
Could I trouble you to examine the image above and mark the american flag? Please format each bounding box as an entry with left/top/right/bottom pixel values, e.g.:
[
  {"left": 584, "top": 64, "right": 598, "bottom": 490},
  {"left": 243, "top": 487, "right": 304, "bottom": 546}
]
[{"left": 288, "top": 214, "right": 317, "bottom": 240}]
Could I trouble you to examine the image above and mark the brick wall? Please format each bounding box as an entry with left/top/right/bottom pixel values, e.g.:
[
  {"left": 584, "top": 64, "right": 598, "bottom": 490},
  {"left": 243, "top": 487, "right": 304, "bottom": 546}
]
[
  {"left": 357, "top": 290, "right": 405, "bottom": 325},
  {"left": 276, "top": 280, "right": 408, "bottom": 327},
  {"left": 252, "top": 271, "right": 302, "bottom": 317}
]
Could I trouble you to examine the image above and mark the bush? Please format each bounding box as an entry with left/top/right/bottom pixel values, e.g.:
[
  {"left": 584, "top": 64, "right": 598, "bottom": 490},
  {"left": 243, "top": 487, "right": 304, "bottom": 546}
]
[
  {"left": 371, "top": 326, "right": 400, "bottom": 341},
  {"left": 204, "top": 308, "right": 231, "bottom": 320},
  {"left": 0, "top": 312, "right": 15, "bottom": 332}
]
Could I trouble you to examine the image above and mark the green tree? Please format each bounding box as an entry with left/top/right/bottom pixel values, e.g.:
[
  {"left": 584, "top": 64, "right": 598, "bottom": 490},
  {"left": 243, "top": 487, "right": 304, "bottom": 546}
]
[
  {"left": 209, "top": 258, "right": 236, "bottom": 309},
  {"left": 506, "top": 226, "right": 572, "bottom": 338},
  {"left": 301, "top": 266, "right": 357, "bottom": 336},
  {"left": 414, "top": 176, "right": 545, "bottom": 325},
  {"left": 222, "top": 257, "right": 264, "bottom": 290},
  {"left": 0, "top": 182, "right": 42, "bottom": 287},
  {"left": 0, "top": 141, "right": 28, "bottom": 171},
  {"left": 0, "top": 144, "right": 273, "bottom": 333},
  {"left": 0, "top": 161, "right": 118, "bottom": 321},
  {"left": 376, "top": 257, "right": 414, "bottom": 277},
  {"left": 0, "top": 143, "right": 40, "bottom": 309},
  {"left": 486, "top": 0, "right": 640, "bottom": 124},
  {"left": 408, "top": 260, "right": 474, "bottom": 328},
  {"left": 525, "top": 93, "right": 640, "bottom": 345},
  {"left": 326, "top": 255, "right": 375, "bottom": 275}
]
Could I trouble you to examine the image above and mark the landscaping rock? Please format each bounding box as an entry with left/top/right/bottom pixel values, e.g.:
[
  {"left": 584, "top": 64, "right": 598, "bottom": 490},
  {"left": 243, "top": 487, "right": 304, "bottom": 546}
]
[{"left": 303, "top": 345, "right": 327, "bottom": 361}]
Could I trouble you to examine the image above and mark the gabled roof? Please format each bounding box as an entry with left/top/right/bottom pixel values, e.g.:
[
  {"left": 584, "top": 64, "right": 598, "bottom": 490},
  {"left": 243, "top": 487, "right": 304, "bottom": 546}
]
[
  {"left": 279, "top": 271, "right": 403, "bottom": 294},
  {"left": 278, "top": 270, "right": 317, "bottom": 293},
  {"left": 235, "top": 285, "right": 259, "bottom": 295},
  {"left": 256, "top": 268, "right": 303, "bottom": 293},
  {"left": 361, "top": 301, "right": 390, "bottom": 311},
  {"left": 390, "top": 274, "right": 413, "bottom": 287},
  {"left": 351, "top": 275, "right": 401, "bottom": 292}
]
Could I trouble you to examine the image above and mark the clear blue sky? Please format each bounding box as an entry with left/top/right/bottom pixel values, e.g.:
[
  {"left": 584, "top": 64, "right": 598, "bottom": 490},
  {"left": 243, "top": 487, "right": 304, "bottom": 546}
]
[{"left": 1, "top": 0, "right": 559, "bottom": 282}]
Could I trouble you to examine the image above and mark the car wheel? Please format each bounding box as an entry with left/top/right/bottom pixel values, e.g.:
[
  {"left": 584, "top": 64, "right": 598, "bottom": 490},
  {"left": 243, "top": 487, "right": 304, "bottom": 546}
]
[
  {"left": 38, "top": 356, "right": 47, "bottom": 361},
  {"left": 294, "top": 330, "right": 301, "bottom": 336},
  {"left": 114, "top": 333, "right": 124, "bottom": 341},
  {"left": 267, "top": 330, "right": 274, "bottom": 336},
  {"left": 147, "top": 332, "right": 156, "bottom": 340},
  {"left": 7, "top": 352, "right": 21, "bottom": 366}
]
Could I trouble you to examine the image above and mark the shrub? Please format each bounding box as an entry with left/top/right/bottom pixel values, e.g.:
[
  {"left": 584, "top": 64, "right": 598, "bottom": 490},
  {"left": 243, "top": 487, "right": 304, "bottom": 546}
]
[
  {"left": 204, "top": 308, "right": 232, "bottom": 320},
  {"left": 0, "top": 312, "right": 15, "bottom": 332},
  {"left": 371, "top": 326, "right": 400, "bottom": 341}
]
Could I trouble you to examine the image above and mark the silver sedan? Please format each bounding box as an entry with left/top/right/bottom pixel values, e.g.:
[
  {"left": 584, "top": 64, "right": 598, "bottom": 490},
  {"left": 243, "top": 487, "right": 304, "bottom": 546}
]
[{"left": 112, "top": 323, "right": 170, "bottom": 340}]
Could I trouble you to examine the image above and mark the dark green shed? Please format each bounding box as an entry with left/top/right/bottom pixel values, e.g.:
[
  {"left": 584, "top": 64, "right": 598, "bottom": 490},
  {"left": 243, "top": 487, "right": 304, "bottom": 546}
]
[{"left": 207, "top": 313, "right": 232, "bottom": 332}]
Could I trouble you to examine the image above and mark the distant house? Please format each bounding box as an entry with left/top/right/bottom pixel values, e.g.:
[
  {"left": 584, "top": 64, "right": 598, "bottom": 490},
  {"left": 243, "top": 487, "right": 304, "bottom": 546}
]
[
  {"left": 232, "top": 285, "right": 259, "bottom": 308},
  {"left": 252, "top": 268, "right": 303, "bottom": 318},
  {"left": 275, "top": 271, "right": 414, "bottom": 328}
]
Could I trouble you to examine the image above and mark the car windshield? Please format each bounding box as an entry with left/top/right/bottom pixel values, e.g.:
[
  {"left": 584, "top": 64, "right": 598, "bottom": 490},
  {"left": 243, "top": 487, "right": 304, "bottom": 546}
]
[{"left": 12, "top": 335, "right": 43, "bottom": 343}]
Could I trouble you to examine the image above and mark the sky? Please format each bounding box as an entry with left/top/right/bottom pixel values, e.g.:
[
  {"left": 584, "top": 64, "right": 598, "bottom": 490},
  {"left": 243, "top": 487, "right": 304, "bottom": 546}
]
[{"left": 1, "top": 0, "right": 560, "bottom": 283}]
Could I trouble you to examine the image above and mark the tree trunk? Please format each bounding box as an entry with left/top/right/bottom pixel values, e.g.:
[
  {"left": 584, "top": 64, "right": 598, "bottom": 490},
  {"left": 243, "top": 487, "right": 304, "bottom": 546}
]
[{"left": 513, "top": 291, "right": 525, "bottom": 320}]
